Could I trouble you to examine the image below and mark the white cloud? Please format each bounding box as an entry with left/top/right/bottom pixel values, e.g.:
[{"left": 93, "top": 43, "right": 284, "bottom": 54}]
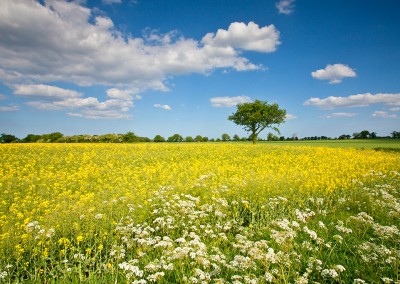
[
  {"left": 321, "top": 112, "right": 357, "bottom": 119},
  {"left": 0, "top": 1, "right": 277, "bottom": 90},
  {"left": 210, "top": 95, "right": 252, "bottom": 107},
  {"left": 0, "top": 94, "right": 6, "bottom": 100},
  {"left": 372, "top": 111, "right": 398, "bottom": 119},
  {"left": 106, "top": 88, "right": 141, "bottom": 101},
  {"left": 68, "top": 109, "right": 132, "bottom": 119},
  {"left": 154, "top": 104, "right": 172, "bottom": 110},
  {"left": 202, "top": 21, "right": 280, "bottom": 53},
  {"left": 285, "top": 113, "right": 298, "bottom": 120},
  {"left": 0, "top": 1, "right": 281, "bottom": 119},
  {"left": 0, "top": 105, "right": 19, "bottom": 112},
  {"left": 389, "top": 107, "right": 400, "bottom": 111},
  {"left": 311, "top": 64, "right": 356, "bottom": 84},
  {"left": 13, "top": 84, "right": 82, "bottom": 99},
  {"left": 276, "top": 0, "right": 295, "bottom": 15},
  {"left": 13, "top": 84, "right": 136, "bottom": 119},
  {"left": 304, "top": 93, "right": 400, "bottom": 109}
]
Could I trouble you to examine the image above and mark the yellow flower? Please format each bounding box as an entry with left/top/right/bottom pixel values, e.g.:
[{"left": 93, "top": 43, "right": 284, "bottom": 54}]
[
  {"left": 58, "top": 237, "right": 70, "bottom": 246},
  {"left": 85, "top": 248, "right": 92, "bottom": 255},
  {"left": 76, "top": 235, "right": 83, "bottom": 244}
]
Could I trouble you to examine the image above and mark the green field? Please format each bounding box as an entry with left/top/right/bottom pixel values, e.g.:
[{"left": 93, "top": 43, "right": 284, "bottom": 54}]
[{"left": 265, "top": 139, "right": 400, "bottom": 149}]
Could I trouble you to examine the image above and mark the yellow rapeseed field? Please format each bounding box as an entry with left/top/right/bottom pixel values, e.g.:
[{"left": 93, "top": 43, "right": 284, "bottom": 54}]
[{"left": 0, "top": 143, "right": 399, "bottom": 283}]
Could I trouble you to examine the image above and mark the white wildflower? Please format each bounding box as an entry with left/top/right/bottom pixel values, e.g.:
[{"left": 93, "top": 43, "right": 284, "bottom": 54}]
[
  {"left": 265, "top": 272, "right": 274, "bottom": 282},
  {"left": 0, "top": 271, "right": 8, "bottom": 279},
  {"left": 335, "top": 220, "right": 352, "bottom": 234},
  {"left": 321, "top": 269, "right": 338, "bottom": 278},
  {"left": 118, "top": 261, "right": 143, "bottom": 277},
  {"left": 333, "top": 264, "right": 346, "bottom": 272},
  {"left": 295, "top": 209, "right": 315, "bottom": 223},
  {"left": 26, "top": 221, "right": 40, "bottom": 232},
  {"left": 46, "top": 228, "right": 55, "bottom": 238},
  {"left": 318, "top": 221, "right": 327, "bottom": 229},
  {"left": 295, "top": 275, "right": 309, "bottom": 284},
  {"left": 147, "top": 272, "right": 165, "bottom": 282},
  {"left": 350, "top": 212, "right": 374, "bottom": 224},
  {"left": 303, "top": 226, "right": 318, "bottom": 240}
]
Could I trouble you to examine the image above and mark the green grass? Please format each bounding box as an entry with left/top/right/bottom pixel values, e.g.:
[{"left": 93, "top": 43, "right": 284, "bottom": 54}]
[{"left": 264, "top": 139, "right": 400, "bottom": 149}]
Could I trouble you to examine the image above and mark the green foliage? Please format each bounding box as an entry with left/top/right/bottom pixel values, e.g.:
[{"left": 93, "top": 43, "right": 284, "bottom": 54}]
[
  {"left": 167, "top": 134, "right": 183, "bottom": 142},
  {"left": 122, "top": 131, "right": 137, "bottom": 142},
  {"left": 228, "top": 100, "right": 286, "bottom": 144},
  {"left": 353, "top": 130, "right": 370, "bottom": 139},
  {"left": 185, "top": 136, "right": 194, "bottom": 142},
  {"left": 221, "top": 133, "right": 230, "bottom": 141},
  {"left": 0, "top": 133, "right": 19, "bottom": 143},
  {"left": 22, "top": 134, "right": 41, "bottom": 143},
  {"left": 391, "top": 131, "right": 400, "bottom": 139},
  {"left": 153, "top": 135, "right": 165, "bottom": 142},
  {"left": 267, "top": 132, "right": 279, "bottom": 141}
]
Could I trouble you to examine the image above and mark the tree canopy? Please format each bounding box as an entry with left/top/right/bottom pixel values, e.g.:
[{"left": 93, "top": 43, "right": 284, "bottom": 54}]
[{"left": 228, "top": 100, "right": 286, "bottom": 144}]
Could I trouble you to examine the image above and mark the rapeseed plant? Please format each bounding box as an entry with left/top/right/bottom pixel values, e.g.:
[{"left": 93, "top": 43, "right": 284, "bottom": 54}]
[{"left": 0, "top": 143, "right": 399, "bottom": 283}]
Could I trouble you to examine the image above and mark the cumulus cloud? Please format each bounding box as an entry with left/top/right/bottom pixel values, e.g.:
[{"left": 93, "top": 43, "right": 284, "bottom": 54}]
[
  {"left": 154, "top": 104, "right": 172, "bottom": 110},
  {"left": 304, "top": 93, "right": 400, "bottom": 109},
  {"left": 210, "top": 95, "right": 252, "bottom": 107},
  {"left": 321, "top": 112, "right": 357, "bottom": 119},
  {"left": 202, "top": 21, "right": 280, "bottom": 53},
  {"left": 13, "top": 84, "right": 135, "bottom": 119},
  {"left": 0, "top": 1, "right": 277, "bottom": 86},
  {"left": 311, "top": 64, "right": 356, "bottom": 84},
  {"left": 276, "top": 0, "right": 295, "bottom": 15},
  {"left": 372, "top": 111, "right": 398, "bottom": 119},
  {"left": 0, "top": 0, "right": 280, "bottom": 118}
]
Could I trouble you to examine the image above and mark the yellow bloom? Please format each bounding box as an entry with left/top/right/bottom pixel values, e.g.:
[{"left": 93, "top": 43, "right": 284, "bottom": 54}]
[
  {"left": 76, "top": 235, "right": 83, "bottom": 244},
  {"left": 85, "top": 248, "right": 92, "bottom": 255}
]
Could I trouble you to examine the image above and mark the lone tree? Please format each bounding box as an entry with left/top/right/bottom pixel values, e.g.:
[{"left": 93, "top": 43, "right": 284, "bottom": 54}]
[{"left": 228, "top": 100, "right": 286, "bottom": 144}]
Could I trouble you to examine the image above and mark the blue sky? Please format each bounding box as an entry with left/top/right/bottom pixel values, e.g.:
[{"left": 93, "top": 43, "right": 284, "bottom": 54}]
[{"left": 0, "top": 0, "right": 399, "bottom": 139}]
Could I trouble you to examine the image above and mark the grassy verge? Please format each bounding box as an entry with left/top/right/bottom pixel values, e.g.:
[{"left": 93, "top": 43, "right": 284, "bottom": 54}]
[{"left": 265, "top": 139, "right": 400, "bottom": 149}]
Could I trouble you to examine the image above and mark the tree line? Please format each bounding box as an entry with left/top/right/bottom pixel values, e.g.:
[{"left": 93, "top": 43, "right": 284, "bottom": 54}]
[
  {"left": 1, "top": 130, "right": 399, "bottom": 144},
  {"left": 0, "top": 132, "right": 254, "bottom": 144},
  {"left": 2, "top": 100, "right": 399, "bottom": 144}
]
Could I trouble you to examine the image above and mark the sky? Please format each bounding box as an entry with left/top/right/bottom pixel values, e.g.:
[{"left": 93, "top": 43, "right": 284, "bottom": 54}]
[{"left": 0, "top": 0, "right": 399, "bottom": 139}]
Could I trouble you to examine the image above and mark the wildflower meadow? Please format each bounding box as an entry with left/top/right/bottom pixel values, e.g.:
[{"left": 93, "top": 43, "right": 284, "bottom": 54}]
[{"left": 0, "top": 143, "right": 399, "bottom": 283}]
